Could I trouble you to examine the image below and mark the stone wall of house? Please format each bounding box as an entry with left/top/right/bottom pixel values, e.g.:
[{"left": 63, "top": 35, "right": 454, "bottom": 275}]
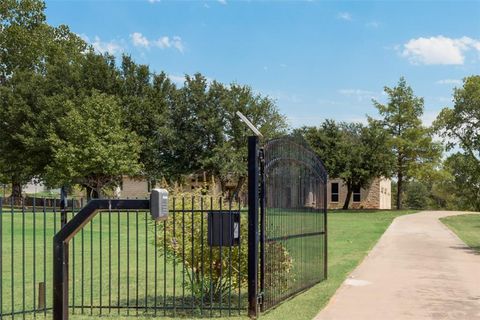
[
  {"left": 327, "top": 178, "right": 391, "bottom": 210},
  {"left": 118, "top": 177, "right": 149, "bottom": 198}
]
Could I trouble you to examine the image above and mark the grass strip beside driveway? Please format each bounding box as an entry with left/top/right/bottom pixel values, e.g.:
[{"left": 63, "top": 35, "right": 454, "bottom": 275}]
[{"left": 441, "top": 213, "right": 480, "bottom": 253}]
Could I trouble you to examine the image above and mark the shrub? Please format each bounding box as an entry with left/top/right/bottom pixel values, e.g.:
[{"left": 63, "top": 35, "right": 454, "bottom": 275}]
[{"left": 155, "top": 191, "right": 293, "bottom": 304}]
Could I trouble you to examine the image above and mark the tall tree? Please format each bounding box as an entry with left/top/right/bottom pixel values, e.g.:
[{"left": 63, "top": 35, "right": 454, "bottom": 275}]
[
  {"left": 45, "top": 92, "right": 142, "bottom": 199},
  {"left": 203, "top": 83, "right": 288, "bottom": 197},
  {"left": 435, "top": 75, "right": 480, "bottom": 210},
  {"left": 0, "top": 0, "right": 87, "bottom": 196},
  {"left": 301, "top": 120, "right": 394, "bottom": 209},
  {"left": 371, "top": 77, "right": 441, "bottom": 209}
]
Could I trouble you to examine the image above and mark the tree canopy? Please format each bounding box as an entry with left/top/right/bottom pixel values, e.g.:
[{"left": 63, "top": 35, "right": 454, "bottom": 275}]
[
  {"left": 300, "top": 120, "right": 394, "bottom": 209},
  {"left": 435, "top": 75, "right": 480, "bottom": 210},
  {"left": 371, "top": 77, "right": 442, "bottom": 209}
]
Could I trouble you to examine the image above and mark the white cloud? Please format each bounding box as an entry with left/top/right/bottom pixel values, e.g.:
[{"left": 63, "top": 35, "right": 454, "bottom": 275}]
[
  {"left": 80, "top": 34, "right": 124, "bottom": 55},
  {"left": 436, "top": 79, "right": 462, "bottom": 85},
  {"left": 168, "top": 74, "right": 213, "bottom": 86},
  {"left": 421, "top": 110, "right": 440, "bottom": 126},
  {"left": 401, "top": 36, "right": 480, "bottom": 65},
  {"left": 217, "top": 0, "right": 227, "bottom": 4},
  {"left": 168, "top": 74, "right": 185, "bottom": 86},
  {"left": 148, "top": 0, "right": 161, "bottom": 3},
  {"left": 131, "top": 32, "right": 150, "bottom": 48},
  {"left": 366, "top": 21, "right": 380, "bottom": 28},
  {"left": 338, "top": 89, "right": 378, "bottom": 102},
  {"left": 337, "top": 12, "right": 352, "bottom": 21},
  {"left": 130, "top": 32, "right": 185, "bottom": 53}
]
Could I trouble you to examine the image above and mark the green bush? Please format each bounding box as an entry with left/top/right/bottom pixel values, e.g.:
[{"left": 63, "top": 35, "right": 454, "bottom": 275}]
[{"left": 155, "top": 192, "right": 293, "bottom": 303}]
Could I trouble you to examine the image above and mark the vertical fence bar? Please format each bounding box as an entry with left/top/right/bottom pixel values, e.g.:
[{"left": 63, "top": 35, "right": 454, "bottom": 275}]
[
  {"left": 324, "top": 176, "right": 328, "bottom": 279},
  {"left": 126, "top": 210, "right": 130, "bottom": 315},
  {"left": 219, "top": 198, "right": 223, "bottom": 316},
  {"left": 145, "top": 210, "right": 148, "bottom": 314},
  {"left": 154, "top": 219, "right": 158, "bottom": 316},
  {"left": 237, "top": 198, "right": 242, "bottom": 314},
  {"left": 126, "top": 209, "right": 130, "bottom": 315},
  {"left": 81, "top": 211, "right": 85, "bottom": 315},
  {"left": 90, "top": 220, "right": 93, "bottom": 315},
  {"left": 181, "top": 197, "right": 185, "bottom": 307},
  {"left": 99, "top": 211, "right": 103, "bottom": 315},
  {"left": 117, "top": 209, "right": 120, "bottom": 315},
  {"left": 200, "top": 197, "right": 204, "bottom": 317},
  {"left": 11, "top": 197, "right": 14, "bottom": 320},
  {"left": 172, "top": 197, "right": 176, "bottom": 317},
  {"left": 163, "top": 218, "right": 166, "bottom": 317},
  {"left": 43, "top": 199, "right": 47, "bottom": 315},
  {"left": 0, "top": 197, "right": 2, "bottom": 318},
  {"left": 23, "top": 198, "right": 26, "bottom": 318},
  {"left": 190, "top": 196, "right": 194, "bottom": 311},
  {"left": 108, "top": 207, "right": 112, "bottom": 314},
  {"left": 71, "top": 200, "right": 76, "bottom": 314},
  {"left": 209, "top": 197, "right": 213, "bottom": 318},
  {"left": 135, "top": 209, "right": 139, "bottom": 315},
  {"left": 247, "top": 135, "right": 260, "bottom": 319}
]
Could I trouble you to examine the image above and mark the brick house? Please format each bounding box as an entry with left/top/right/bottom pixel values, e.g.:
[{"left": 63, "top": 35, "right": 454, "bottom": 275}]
[{"left": 327, "top": 177, "right": 391, "bottom": 210}]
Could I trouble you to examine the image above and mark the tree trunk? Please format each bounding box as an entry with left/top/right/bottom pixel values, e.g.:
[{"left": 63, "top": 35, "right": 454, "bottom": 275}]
[
  {"left": 11, "top": 180, "right": 22, "bottom": 199},
  {"left": 342, "top": 181, "right": 352, "bottom": 210},
  {"left": 396, "top": 173, "right": 403, "bottom": 210},
  {"left": 85, "top": 186, "right": 100, "bottom": 201},
  {"left": 231, "top": 176, "right": 246, "bottom": 201}
]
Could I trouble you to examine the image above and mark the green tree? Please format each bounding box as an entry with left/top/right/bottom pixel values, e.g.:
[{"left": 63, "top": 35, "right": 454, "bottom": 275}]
[
  {"left": 301, "top": 120, "right": 394, "bottom": 209},
  {"left": 0, "top": 0, "right": 87, "bottom": 196},
  {"left": 202, "top": 83, "right": 288, "bottom": 197},
  {"left": 435, "top": 75, "right": 480, "bottom": 210},
  {"left": 371, "top": 77, "right": 441, "bottom": 209},
  {"left": 45, "top": 92, "right": 142, "bottom": 199}
]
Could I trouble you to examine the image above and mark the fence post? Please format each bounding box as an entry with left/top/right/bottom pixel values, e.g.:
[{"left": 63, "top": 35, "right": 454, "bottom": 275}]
[
  {"left": 324, "top": 178, "right": 328, "bottom": 279},
  {"left": 53, "top": 238, "right": 69, "bottom": 320},
  {"left": 248, "top": 136, "right": 259, "bottom": 319},
  {"left": 60, "top": 186, "right": 67, "bottom": 227},
  {"left": 259, "top": 147, "right": 266, "bottom": 312}
]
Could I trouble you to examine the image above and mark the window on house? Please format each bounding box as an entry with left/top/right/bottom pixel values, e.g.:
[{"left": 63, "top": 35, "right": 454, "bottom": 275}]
[
  {"left": 331, "top": 183, "right": 339, "bottom": 202},
  {"left": 353, "top": 185, "right": 361, "bottom": 202}
]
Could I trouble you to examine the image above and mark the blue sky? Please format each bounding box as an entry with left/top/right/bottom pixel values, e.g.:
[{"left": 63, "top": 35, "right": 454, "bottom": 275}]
[{"left": 45, "top": 0, "right": 480, "bottom": 128}]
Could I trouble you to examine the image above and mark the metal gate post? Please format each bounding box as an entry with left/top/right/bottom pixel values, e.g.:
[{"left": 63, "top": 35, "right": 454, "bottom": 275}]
[
  {"left": 324, "top": 180, "right": 328, "bottom": 279},
  {"left": 259, "top": 147, "right": 266, "bottom": 312},
  {"left": 248, "top": 136, "right": 260, "bottom": 319}
]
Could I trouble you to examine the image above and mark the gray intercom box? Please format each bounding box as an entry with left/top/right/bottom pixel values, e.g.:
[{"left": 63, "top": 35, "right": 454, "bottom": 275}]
[{"left": 150, "top": 188, "right": 169, "bottom": 221}]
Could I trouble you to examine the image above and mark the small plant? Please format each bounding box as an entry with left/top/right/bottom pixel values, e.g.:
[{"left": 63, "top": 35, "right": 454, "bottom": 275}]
[{"left": 154, "top": 189, "right": 293, "bottom": 304}]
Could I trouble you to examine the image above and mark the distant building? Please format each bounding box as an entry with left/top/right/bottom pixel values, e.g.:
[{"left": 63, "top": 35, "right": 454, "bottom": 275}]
[
  {"left": 327, "top": 177, "right": 391, "bottom": 210},
  {"left": 110, "top": 175, "right": 392, "bottom": 210}
]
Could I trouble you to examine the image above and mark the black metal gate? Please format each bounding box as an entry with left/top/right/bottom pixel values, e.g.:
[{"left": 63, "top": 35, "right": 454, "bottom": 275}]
[
  {"left": 1, "top": 135, "right": 327, "bottom": 320},
  {"left": 249, "top": 136, "right": 328, "bottom": 314}
]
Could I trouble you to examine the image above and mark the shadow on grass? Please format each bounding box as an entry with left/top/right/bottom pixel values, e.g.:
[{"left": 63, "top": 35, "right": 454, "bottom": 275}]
[{"left": 69, "top": 294, "right": 248, "bottom": 318}]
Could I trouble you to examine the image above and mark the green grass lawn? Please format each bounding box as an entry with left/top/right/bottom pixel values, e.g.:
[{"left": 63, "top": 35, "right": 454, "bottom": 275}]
[
  {"left": 440, "top": 214, "right": 480, "bottom": 252},
  {"left": 1, "top": 208, "right": 415, "bottom": 320}
]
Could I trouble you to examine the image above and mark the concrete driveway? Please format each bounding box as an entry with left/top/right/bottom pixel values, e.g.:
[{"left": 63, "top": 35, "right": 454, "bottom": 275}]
[{"left": 315, "top": 211, "right": 480, "bottom": 320}]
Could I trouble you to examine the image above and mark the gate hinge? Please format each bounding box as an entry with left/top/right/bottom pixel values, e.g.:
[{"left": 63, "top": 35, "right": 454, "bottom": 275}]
[{"left": 257, "top": 292, "right": 264, "bottom": 305}]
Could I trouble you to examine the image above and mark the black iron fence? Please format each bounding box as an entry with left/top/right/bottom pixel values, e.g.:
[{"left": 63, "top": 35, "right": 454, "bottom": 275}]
[
  {"left": 0, "top": 196, "right": 247, "bottom": 319},
  {"left": 0, "top": 136, "right": 328, "bottom": 320},
  {"left": 0, "top": 197, "right": 80, "bottom": 318}
]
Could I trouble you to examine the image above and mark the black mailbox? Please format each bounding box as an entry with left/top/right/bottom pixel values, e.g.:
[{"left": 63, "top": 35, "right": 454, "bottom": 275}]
[{"left": 208, "top": 211, "right": 240, "bottom": 247}]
